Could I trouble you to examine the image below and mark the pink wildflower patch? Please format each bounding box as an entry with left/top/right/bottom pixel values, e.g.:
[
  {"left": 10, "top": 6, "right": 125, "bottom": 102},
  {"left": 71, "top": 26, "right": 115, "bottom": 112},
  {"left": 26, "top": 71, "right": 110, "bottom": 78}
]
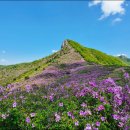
[
  {"left": 13, "top": 101, "right": 17, "bottom": 108},
  {"left": 97, "top": 105, "right": 105, "bottom": 111},
  {"left": 59, "top": 102, "right": 63, "bottom": 107},
  {"left": 75, "top": 121, "right": 79, "bottom": 126},
  {"left": 26, "top": 117, "right": 31, "bottom": 123}
]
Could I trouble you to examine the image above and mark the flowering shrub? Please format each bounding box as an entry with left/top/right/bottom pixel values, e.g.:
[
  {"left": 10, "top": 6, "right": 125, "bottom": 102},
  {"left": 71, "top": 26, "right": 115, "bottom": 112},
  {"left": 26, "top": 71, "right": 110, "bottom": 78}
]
[{"left": 0, "top": 68, "right": 130, "bottom": 130}]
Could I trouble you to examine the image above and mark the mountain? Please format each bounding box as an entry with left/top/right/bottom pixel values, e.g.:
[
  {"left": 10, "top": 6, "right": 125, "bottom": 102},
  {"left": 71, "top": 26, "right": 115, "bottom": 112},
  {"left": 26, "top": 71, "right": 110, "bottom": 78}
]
[
  {"left": 0, "top": 40, "right": 83, "bottom": 86},
  {"left": 118, "top": 54, "right": 130, "bottom": 65},
  {"left": 0, "top": 40, "right": 127, "bottom": 86},
  {"left": 0, "top": 40, "right": 130, "bottom": 130},
  {"left": 0, "top": 40, "right": 75, "bottom": 86}
]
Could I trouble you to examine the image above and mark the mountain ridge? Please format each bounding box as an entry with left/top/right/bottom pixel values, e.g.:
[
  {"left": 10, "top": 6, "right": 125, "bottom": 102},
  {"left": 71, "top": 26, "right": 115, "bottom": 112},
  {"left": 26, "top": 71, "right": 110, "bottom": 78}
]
[
  {"left": 67, "top": 40, "right": 126, "bottom": 66},
  {"left": 0, "top": 39, "right": 128, "bottom": 86}
]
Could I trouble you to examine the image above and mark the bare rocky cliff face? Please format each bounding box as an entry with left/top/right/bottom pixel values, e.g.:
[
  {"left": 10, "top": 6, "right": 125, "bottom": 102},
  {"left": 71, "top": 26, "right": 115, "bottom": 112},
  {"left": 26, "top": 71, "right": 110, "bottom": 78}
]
[
  {"left": 58, "top": 40, "right": 85, "bottom": 64},
  {"left": 61, "top": 40, "right": 68, "bottom": 49}
]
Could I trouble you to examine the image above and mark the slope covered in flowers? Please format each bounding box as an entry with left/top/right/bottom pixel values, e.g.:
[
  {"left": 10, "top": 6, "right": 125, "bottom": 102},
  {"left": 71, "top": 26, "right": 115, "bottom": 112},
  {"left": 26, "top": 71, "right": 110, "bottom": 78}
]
[
  {"left": 0, "top": 40, "right": 83, "bottom": 87},
  {"left": 0, "top": 40, "right": 130, "bottom": 129},
  {"left": 0, "top": 62, "right": 130, "bottom": 130}
]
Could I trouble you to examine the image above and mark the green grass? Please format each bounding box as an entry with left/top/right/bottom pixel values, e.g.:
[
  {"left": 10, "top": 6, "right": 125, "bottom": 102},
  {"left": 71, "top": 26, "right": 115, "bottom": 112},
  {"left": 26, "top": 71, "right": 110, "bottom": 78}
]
[{"left": 67, "top": 40, "right": 127, "bottom": 66}]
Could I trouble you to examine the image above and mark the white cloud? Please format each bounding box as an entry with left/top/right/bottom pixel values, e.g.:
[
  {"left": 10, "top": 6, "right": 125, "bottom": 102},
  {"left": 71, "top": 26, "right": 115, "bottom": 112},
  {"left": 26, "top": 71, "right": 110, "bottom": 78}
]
[
  {"left": 112, "top": 17, "right": 122, "bottom": 24},
  {"left": 116, "top": 53, "right": 127, "bottom": 57},
  {"left": 88, "top": 1, "right": 101, "bottom": 7},
  {"left": 52, "top": 50, "right": 58, "bottom": 53},
  {"left": 89, "top": 0, "right": 126, "bottom": 20}
]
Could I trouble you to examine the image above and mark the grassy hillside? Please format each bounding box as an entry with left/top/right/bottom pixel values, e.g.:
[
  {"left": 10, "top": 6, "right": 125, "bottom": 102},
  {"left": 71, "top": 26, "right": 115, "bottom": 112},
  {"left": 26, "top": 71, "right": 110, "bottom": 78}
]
[
  {"left": 68, "top": 40, "right": 126, "bottom": 66},
  {"left": 0, "top": 40, "right": 82, "bottom": 86},
  {"left": 0, "top": 52, "right": 61, "bottom": 86}
]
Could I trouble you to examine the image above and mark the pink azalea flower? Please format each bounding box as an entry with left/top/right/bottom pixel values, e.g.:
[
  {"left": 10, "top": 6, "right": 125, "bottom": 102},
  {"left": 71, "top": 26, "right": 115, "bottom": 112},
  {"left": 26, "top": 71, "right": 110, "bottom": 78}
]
[
  {"left": 113, "top": 114, "right": 119, "bottom": 120},
  {"left": 118, "top": 122, "right": 124, "bottom": 127},
  {"left": 32, "top": 124, "right": 35, "bottom": 128},
  {"left": 30, "top": 113, "right": 36, "bottom": 117},
  {"left": 26, "top": 117, "right": 31, "bottom": 123},
  {"left": 124, "top": 73, "right": 129, "bottom": 79},
  {"left": 97, "top": 105, "right": 105, "bottom": 111},
  {"left": 49, "top": 95, "right": 54, "bottom": 101},
  {"left": 101, "top": 117, "right": 106, "bottom": 121},
  {"left": 59, "top": 102, "right": 63, "bottom": 107},
  {"left": 96, "top": 122, "right": 100, "bottom": 127},
  {"left": 13, "top": 101, "right": 17, "bottom": 108},
  {"left": 2, "top": 114, "right": 7, "bottom": 119},
  {"left": 55, "top": 113, "right": 61, "bottom": 122},
  {"left": 67, "top": 111, "right": 72, "bottom": 117},
  {"left": 81, "top": 102, "right": 87, "bottom": 107},
  {"left": 75, "top": 121, "right": 79, "bottom": 126},
  {"left": 84, "top": 124, "right": 92, "bottom": 130}
]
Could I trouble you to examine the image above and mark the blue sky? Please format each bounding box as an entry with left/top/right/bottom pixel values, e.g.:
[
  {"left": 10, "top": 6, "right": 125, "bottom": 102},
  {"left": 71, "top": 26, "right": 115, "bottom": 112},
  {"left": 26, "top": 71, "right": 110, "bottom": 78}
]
[{"left": 0, "top": 1, "right": 130, "bottom": 65}]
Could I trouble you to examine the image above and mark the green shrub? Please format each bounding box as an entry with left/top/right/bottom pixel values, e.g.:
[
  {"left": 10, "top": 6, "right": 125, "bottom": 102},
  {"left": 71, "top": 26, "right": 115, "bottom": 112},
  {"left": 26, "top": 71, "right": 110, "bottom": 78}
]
[{"left": 25, "top": 76, "right": 29, "bottom": 80}]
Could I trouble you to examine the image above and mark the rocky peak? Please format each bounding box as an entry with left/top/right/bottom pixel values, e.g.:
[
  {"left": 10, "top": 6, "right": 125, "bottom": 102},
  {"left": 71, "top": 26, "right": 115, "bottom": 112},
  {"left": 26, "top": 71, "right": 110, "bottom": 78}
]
[{"left": 61, "top": 40, "right": 69, "bottom": 49}]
